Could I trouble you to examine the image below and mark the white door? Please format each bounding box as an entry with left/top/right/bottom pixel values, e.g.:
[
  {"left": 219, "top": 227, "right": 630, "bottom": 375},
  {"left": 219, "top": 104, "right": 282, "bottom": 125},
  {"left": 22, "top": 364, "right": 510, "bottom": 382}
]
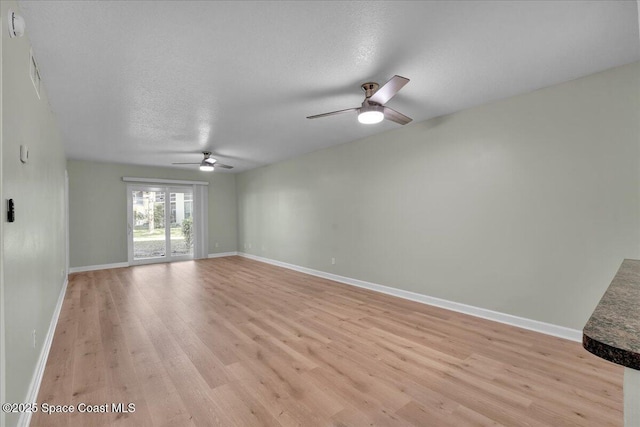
[{"left": 127, "top": 185, "right": 195, "bottom": 265}]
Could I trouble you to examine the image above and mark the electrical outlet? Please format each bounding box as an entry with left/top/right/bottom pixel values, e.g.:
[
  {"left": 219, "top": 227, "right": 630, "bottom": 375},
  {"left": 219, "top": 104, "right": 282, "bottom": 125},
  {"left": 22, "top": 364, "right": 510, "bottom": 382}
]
[
  {"left": 331, "top": 257, "right": 336, "bottom": 265},
  {"left": 32, "top": 329, "right": 36, "bottom": 349},
  {"left": 215, "top": 242, "right": 219, "bottom": 248},
  {"left": 248, "top": 243, "right": 252, "bottom": 249}
]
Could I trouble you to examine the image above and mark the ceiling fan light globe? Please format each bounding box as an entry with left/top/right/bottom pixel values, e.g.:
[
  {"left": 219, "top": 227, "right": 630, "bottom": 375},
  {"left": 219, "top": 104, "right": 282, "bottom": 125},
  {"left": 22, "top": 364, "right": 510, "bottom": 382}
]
[
  {"left": 199, "top": 164, "right": 214, "bottom": 172},
  {"left": 358, "top": 109, "right": 384, "bottom": 124}
]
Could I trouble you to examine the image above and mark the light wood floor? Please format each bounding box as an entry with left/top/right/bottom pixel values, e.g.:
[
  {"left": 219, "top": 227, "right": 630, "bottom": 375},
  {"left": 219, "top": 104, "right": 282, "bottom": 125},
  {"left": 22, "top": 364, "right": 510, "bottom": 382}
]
[{"left": 32, "top": 256, "right": 622, "bottom": 426}]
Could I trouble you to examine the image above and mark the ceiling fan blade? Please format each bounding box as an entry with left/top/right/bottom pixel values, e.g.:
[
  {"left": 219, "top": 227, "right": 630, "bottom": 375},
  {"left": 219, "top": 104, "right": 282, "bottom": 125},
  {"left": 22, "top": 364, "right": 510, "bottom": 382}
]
[
  {"left": 306, "top": 108, "right": 358, "bottom": 119},
  {"left": 383, "top": 106, "right": 412, "bottom": 125},
  {"left": 172, "top": 162, "right": 201, "bottom": 165},
  {"left": 369, "top": 75, "right": 409, "bottom": 105},
  {"left": 214, "top": 163, "right": 233, "bottom": 169}
]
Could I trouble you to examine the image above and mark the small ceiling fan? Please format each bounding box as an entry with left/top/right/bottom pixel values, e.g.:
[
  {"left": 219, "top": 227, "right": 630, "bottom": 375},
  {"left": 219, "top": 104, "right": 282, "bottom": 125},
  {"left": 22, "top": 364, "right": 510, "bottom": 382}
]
[
  {"left": 172, "top": 152, "right": 233, "bottom": 171},
  {"left": 307, "top": 75, "right": 412, "bottom": 125}
]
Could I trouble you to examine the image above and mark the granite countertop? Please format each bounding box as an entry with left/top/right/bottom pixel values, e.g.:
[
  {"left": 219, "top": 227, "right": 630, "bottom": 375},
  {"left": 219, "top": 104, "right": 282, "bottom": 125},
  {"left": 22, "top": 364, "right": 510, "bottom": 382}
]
[{"left": 583, "top": 259, "right": 640, "bottom": 370}]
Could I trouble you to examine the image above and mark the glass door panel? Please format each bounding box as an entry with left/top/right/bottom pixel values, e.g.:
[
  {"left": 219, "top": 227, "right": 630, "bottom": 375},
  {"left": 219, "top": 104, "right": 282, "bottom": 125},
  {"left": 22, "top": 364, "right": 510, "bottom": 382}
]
[
  {"left": 169, "top": 189, "right": 194, "bottom": 258},
  {"left": 128, "top": 185, "right": 196, "bottom": 265},
  {"left": 132, "top": 190, "right": 167, "bottom": 260}
]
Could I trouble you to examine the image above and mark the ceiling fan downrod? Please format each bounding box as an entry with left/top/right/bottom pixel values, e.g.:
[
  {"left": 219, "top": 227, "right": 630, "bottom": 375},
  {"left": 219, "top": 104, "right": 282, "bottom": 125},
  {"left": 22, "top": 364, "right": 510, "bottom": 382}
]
[{"left": 361, "top": 82, "right": 380, "bottom": 100}]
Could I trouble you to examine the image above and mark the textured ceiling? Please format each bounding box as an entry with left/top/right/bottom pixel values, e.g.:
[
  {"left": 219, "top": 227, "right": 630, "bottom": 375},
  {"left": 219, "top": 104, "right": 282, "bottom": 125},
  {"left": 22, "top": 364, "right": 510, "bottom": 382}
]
[{"left": 18, "top": 1, "right": 640, "bottom": 173}]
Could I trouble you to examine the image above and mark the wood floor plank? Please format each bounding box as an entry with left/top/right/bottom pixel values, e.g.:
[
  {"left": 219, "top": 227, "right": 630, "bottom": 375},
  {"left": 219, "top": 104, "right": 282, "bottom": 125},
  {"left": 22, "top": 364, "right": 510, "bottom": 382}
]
[
  {"left": 106, "top": 271, "right": 187, "bottom": 427},
  {"left": 396, "top": 401, "right": 467, "bottom": 427},
  {"left": 225, "top": 361, "right": 331, "bottom": 426},
  {"left": 95, "top": 270, "right": 154, "bottom": 427},
  {"left": 33, "top": 257, "right": 622, "bottom": 426}
]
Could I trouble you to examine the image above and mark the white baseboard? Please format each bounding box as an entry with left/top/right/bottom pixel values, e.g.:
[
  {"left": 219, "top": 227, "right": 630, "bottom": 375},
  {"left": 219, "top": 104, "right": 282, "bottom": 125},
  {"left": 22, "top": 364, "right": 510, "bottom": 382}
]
[
  {"left": 18, "top": 276, "right": 68, "bottom": 427},
  {"left": 69, "top": 262, "right": 129, "bottom": 273},
  {"left": 237, "top": 252, "right": 582, "bottom": 342},
  {"left": 208, "top": 251, "right": 238, "bottom": 258}
]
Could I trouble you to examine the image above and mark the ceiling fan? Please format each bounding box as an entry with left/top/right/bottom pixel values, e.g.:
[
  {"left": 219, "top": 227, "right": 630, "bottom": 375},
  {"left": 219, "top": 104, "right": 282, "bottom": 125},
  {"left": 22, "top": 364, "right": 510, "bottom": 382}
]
[
  {"left": 307, "top": 75, "right": 412, "bottom": 125},
  {"left": 172, "top": 152, "right": 233, "bottom": 171}
]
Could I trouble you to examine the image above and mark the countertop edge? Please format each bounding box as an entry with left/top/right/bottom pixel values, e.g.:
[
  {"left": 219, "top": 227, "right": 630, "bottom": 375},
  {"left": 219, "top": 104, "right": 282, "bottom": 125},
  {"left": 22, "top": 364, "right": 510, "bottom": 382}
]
[{"left": 583, "top": 332, "right": 640, "bottom": 371}]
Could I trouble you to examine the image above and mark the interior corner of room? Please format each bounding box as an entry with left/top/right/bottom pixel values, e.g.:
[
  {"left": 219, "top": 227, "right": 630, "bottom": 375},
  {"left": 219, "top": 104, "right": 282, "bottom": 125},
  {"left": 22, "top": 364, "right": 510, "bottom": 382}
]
[{"left": 1, "top": 0, "right": 639, "bottom": 426}]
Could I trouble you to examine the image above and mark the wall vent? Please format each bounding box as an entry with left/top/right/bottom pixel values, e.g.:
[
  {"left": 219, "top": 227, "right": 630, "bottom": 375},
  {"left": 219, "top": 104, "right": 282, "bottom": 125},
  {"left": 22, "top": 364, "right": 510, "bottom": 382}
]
[{"left": 29, "top": 48, "right": 41, "bottom": 99}]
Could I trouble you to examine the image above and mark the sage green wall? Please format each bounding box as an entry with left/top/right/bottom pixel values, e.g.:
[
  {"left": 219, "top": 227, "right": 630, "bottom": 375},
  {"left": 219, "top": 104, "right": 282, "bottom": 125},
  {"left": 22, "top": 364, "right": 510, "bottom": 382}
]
[
  {"left": 1, "top": 1, "right": 68, "bottom": 425},
  {"left": 67, "top": 160, "right": 237, "bottom": 268},
  {"left": 237, "top": 62, "right": 640, "bottom": 331}
]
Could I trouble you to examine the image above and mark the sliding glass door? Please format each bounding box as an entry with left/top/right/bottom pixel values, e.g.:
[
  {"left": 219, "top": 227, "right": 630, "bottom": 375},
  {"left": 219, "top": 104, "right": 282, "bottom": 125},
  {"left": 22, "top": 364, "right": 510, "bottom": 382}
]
[{"left": 128, "top": 185, "right": 194, "bottom": 264}]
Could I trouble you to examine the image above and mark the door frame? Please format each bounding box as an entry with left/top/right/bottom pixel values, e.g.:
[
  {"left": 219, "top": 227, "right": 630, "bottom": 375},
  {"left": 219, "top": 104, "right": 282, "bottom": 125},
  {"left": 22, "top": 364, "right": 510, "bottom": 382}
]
[{"left": 127, "top": 184, "right": 196, "bottom": 265}]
